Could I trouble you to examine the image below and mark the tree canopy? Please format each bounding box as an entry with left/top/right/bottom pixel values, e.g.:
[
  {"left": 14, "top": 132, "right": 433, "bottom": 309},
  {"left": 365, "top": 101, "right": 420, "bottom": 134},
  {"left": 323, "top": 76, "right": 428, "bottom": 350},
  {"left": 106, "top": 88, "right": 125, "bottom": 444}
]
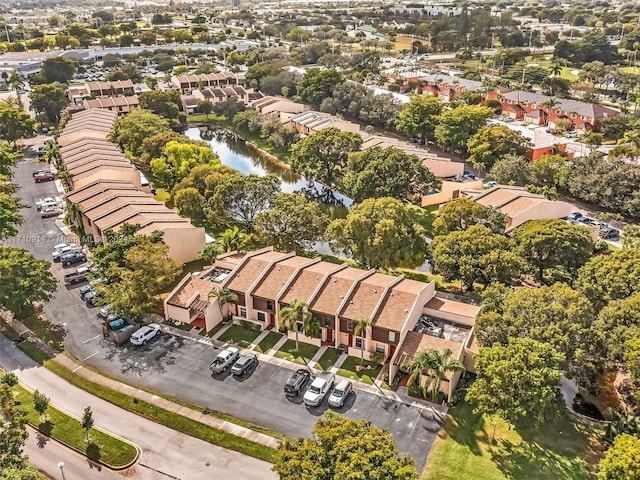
[
  {"left": 429, "top": 224, "right": 522, "bottom": 291},
  {"left": 273, "top": 412, "right": 418, "bottom": 480},
  {"left": 598, "top": 434, "right": 640, "bottom": 480},
  {"left": 466, "top": 337, "right": 563, "bottom": 426},
  {"left": 434, "top": 105, "right": 493, "bottom": 154},
  {"left": 0, "top": 104, "right": 35, "bottom": 145},
  {"left": 326, "top": 197, "right": 427, "bottom": 269},
  {"left": 0, "top": 247, "right": 57, "bottom": 319},
  {"left": 396, "top": 95, "right": 443, "bottom": 141},
  {"left": 111, "top": 109, "right": 171, "bottom": 157},
  {"left": 255, "top": 193, "right": 329, "bottom": 253},
  {"left": 150, "top": 140, "right": 219, "bottom": 189},
  {"left": 340, "top": 146, "right": 439, "bottom": 203},
  {"left": 139, "top": 90, "right": 181, "bottom": 120},
  {"left": 488, "top": 153, "right": 535, "bottom": 186},
  {"left": 432, "top": 197, "right": 506, "bottom": 235},
  {"left": 289, "top": 127, "right": 362, "bottom": 189},
  {"left": 575, "top": 248, "right": 640, "bottom": 309},
  {"left": 35, "top": 57, "right": 76, "bottom": 84},
  {"left": 592, "top": 293, "right": 640, "bottom": 365},
  {"left": 29, "top": 83, "right": 69, "bottom": 123},
  {"left": 296, "top": 68, "right": 344, "bottom": 105},
  {"left": 211, "top": 174, "right": 280, "bottom": 233},
  {"left": 467, "top": 125, "right": 529, "bottom": 173},
  {"left": 510, "top": 219, "right": 593, "bottom": 285}
]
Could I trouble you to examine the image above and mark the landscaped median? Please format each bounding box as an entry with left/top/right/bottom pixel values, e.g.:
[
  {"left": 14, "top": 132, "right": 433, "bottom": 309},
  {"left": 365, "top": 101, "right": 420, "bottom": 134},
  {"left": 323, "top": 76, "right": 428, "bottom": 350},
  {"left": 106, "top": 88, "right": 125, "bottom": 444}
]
[
  {"left": 44, "top": 359, "right": 281, "bottom": 464},
  {"left": 13, "top": 383, "right": 139, "bottom": 469}
]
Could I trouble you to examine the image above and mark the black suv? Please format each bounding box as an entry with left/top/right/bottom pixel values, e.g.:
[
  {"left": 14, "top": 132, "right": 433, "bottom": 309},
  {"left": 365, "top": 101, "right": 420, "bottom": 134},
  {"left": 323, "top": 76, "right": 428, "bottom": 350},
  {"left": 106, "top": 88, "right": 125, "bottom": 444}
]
[
  {"left": 61, "top": 252, "right": 87, "bottom": 267},
  {"left": 284, "top": 369, "right": 312, "bottom": 396}
]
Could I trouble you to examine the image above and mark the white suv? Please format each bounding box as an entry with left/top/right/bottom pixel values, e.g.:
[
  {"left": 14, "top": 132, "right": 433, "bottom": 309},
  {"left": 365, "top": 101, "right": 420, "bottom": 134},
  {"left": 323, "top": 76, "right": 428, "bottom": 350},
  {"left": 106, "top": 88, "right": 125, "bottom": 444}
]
[{"left": 130, "top": 323, "right": 162, "bottom": 346}]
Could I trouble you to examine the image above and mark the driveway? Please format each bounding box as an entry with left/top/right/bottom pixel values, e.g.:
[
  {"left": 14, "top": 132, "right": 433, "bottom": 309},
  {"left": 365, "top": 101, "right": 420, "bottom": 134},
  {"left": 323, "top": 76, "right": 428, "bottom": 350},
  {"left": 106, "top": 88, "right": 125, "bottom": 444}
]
[{"left": 10, "top": 156, "right": 443, "bottom": 471}]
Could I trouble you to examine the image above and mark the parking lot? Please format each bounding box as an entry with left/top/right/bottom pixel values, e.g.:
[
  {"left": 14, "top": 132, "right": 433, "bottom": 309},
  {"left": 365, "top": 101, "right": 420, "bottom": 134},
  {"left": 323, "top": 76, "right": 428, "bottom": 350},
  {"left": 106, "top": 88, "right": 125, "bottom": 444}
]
[{"left": 11, "top": 153, "right": 443, "bottom": 471}]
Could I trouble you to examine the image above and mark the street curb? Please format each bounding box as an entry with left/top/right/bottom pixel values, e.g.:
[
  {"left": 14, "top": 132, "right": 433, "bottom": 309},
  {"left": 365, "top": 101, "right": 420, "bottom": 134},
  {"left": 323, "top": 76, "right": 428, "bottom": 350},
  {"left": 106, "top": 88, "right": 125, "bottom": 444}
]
[{"left": 18, "top": 383, "right": 142, "bottom": 472}]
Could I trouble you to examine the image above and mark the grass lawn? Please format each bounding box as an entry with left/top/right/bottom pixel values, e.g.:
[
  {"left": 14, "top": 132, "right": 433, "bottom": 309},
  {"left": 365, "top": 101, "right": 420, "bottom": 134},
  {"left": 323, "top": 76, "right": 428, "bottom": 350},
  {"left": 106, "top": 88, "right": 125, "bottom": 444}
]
[
  {"left": 217, "top": 325, "right": 261, "bottom": 348},
  {"left": 254, "top": 331, "right": 283, "bottom": 353},
  {"left": 421, "top": 402, "right": 601, "bottom": 480},
  {"left": 13, "top": 385, "right": 138, "bottom": 468},
  {"left": 204, "top": 321, "right": 228, "bottom": 337},
  {"left": 337, "top": 356, "right": 382, "bottom": 385},
  {"left": 316, "top": 348, "right": 343, "bottom": 371},
  {"left": 21, "top": 311, "right": 62, "bottom": 350},
  {"left": 559, "top": 67, "right": 579, "bottom": 81},
  {"left": 45, "top": 360, "right": 279, "bottom": 463},
  {"left": 17, "top": 341, "right": 52, "bottom": 365},
  {"left": 274, "top": 339, "right": 319, "bottom": 365},
  {"left": 394, "top": 35, "right": 416, "bottom": 52}
]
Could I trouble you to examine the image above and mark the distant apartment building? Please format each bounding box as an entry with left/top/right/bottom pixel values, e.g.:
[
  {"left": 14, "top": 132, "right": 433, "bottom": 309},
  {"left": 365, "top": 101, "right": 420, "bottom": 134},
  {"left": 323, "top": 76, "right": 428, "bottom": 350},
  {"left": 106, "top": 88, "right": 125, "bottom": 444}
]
[{"left": 171, "top": 72, "right": 246, "bottom": 94}]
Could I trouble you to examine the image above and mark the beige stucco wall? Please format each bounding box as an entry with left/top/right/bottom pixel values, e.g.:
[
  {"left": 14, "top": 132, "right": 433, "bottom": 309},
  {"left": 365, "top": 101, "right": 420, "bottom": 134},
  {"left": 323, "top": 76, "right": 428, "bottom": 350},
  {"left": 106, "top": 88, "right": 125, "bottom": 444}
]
[
  {"left": 422, "top": 159, "right": 465, "bottom": 178},
  {"left": 287, "top": 330, "right": 322, "bottom": 347},
  {"left": 506, "top": 200, "right": 574, "bottom": 232},
  {"left": 165, "top": 303, "right": 191, "bottom": 324},
  {"left": 422, "top": 179, "right": 483, "bottom": 207},
  {"left": 204, "top": 300, "right": 223, "bottom": 332},
  {"left": 161, "top": 226, "right": 206, "bottom": 263},
  {"left": 423, "top": 307, "right": 477, "bottom": 327}
]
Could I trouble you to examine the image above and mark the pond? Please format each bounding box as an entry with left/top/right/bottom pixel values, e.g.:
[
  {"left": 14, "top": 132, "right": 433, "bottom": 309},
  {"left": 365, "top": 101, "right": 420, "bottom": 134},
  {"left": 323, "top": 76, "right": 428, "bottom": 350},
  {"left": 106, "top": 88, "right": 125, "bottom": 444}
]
[{"left": 184, "top": 126, "right": 350, "bottom": 219}]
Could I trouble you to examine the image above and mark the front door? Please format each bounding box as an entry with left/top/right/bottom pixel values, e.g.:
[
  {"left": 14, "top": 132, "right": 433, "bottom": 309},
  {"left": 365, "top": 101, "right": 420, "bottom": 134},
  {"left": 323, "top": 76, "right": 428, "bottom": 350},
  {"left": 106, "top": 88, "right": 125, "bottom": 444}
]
[
  {"left": 348, "top": 333, "right": 353, "bottom": 347},
  {"left": 326, "top": 328, "right": 333, "bottom": 342},
  {"left": 269, "top": 314, "right": 275, "bottom": 327}
]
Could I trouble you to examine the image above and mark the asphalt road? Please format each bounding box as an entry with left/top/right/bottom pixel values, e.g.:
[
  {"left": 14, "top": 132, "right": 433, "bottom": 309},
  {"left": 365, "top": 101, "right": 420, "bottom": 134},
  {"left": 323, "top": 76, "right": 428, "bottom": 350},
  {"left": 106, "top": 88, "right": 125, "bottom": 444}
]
[
  {"left": 0, "top": 336, "right": 276, "bottom": 480},
  {"left": 11, "top": 146, "right": 443, "bottom": 472}
]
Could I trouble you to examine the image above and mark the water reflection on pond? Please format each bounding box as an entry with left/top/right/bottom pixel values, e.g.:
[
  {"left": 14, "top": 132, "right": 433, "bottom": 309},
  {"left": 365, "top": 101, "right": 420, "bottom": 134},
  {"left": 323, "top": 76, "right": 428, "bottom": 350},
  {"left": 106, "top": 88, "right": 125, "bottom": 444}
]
[{"left": 185, "top": 126, "right": 350, "bottom": 219}]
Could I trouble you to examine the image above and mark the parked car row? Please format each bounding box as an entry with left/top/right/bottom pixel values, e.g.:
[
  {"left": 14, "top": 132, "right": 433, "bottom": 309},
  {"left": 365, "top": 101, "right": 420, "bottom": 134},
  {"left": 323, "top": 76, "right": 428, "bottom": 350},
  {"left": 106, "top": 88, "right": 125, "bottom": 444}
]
[
  {"left": 567, "top": 212, "right": 620, "bottom": 239},
  {"left": 284, "top": 368, "right": 353, "bottom": 408}
]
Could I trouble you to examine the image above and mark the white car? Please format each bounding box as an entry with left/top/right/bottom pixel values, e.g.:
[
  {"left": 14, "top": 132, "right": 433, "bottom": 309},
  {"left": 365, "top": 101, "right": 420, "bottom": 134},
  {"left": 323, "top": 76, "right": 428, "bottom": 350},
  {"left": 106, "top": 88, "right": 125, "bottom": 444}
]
[
  {"left": 328, "top": 379, "right": 353, "bottom": 408},
  {"left": 98, "top": 304, "right": 111, "bottom": 318},
  {"left": 303, "top": 373, "right": 335, "bottom": 407},
  {"left": 209, "top": 347, "right": 240, "bottom": 374},
  {"left": 52, "top": 245, "right": 82, "bottom": 262},
  {"left": 54, "top": 242, "right": 76, "bottom": 251},
  {"left": 129, "top": 323, "right": 162, "bottom": 346}
]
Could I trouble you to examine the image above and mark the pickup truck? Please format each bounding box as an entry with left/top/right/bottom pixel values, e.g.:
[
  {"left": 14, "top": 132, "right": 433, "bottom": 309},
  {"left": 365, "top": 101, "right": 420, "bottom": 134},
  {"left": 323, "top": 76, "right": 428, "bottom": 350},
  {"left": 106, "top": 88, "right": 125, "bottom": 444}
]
[
  {"left": 64, "top": 266, "right": 89, "bottom": 285},
  {"left": 303, "top": 372, "right": 335, "bottom": 407},
  {"left": 34, "top": 172, "right": 54, "bottom": 183},
  {"left": 209, "top": 347, "right": 240, "bottom": 374}
]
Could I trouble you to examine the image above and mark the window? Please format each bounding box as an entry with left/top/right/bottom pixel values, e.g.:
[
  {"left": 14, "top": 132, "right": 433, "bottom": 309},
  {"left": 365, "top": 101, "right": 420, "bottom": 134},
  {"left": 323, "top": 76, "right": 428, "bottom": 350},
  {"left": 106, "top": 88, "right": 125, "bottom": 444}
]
[
  {"left": 296, "top": 322, "right": 303, "bottom": 332},
  {"left": 266, "top": 301, "right": 273, "bottom": 311},
  {"left": 346, "top": 321, "right": 354, "bottom": 332},
  {"left": 239, "top": 307, "right": 247, "bottom": 318},
  {"left": 388, "top": 331, "right": 396, "bottom": 342},
  {"left": 257, "top": 312, "right": 266, "bottom": 322},
  {"left": 376, "top": 343, "right": 386, "bottom": 354},
  {"left": 355, "top": 337, "right": 364, "bottom": 349},
  {"left": 322, "top": 316, "right": 332, "bottom": 328}
]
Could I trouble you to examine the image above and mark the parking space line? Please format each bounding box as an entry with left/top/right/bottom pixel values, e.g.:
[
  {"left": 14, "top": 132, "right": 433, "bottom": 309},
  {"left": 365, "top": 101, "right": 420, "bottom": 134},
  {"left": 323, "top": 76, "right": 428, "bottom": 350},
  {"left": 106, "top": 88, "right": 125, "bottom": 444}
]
[
  {"left": 82, "top": 352, "right": 98, "bottom": 362},
  {"left": 72, "top": 365, "right": 83, "bottom": 373},
  {"left": 186, "top": 343, "right": 214, "bottom": 368},
  {"left": 82, "top": 334, "right": 101, "bottom": 344}
]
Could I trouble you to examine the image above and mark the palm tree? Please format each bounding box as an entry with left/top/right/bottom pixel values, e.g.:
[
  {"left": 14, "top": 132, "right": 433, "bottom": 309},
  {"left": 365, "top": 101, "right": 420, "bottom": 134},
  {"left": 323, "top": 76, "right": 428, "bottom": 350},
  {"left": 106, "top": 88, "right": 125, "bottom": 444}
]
[
  {"left": 57, "top": 168, "right": 72, "bottom": 191},
  {"left": 353, "top": 316, "right": 373, "bottom": 365},
  {"left": 279, "top": 299, "right": 311, "bottom": 351},
  {"left": 303, "top": 314, "right": 321, "bottom": 339},
  {"left": 406, "top": 348, "right": 465, "bottom": 402},
  {"left": 550, "top": 62, "right": 562, "bottom": 77},
  {"left": 9, "top": 71, "right": 23, "bottom": 109},
  {"left": 218, "top": 226, "right": 247, "bottom": 253},
  {"left": 208, "top": 288, "right": 238, "bottom": 318}
]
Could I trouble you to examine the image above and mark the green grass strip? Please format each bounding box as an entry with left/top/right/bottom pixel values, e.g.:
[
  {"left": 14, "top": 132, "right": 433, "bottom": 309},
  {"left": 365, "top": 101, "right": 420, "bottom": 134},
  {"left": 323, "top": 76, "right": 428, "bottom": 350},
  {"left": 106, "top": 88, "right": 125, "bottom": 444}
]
[
  {"left": 13, "top": 385, "right": 138, "bottom": 468},
  {"left": 45, "top": 360, "right": 280, "bottom": 463}
]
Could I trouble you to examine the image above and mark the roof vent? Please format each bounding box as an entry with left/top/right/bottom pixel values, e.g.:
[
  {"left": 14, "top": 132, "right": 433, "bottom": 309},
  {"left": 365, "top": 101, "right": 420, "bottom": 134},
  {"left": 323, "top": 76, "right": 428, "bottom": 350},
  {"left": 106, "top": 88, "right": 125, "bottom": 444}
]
[
  {"left": 350, "top": 301, "right": 353, "bottom": 304},
  {"left": 374, "top": 289, "right": 378, "bottom": 293}
]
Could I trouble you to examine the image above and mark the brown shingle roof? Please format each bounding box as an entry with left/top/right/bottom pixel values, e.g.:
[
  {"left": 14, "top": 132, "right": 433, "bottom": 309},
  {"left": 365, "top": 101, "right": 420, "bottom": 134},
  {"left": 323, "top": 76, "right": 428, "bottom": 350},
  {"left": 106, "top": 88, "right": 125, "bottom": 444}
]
[
  {"left": 166, "top": 276, "right": 216, "bottom": 308},
  {"left": 310, "top": 267, "right": 363, "bottom": 316},
  {"left": 280, "top": 261, "right": 338, "bottom": 305},
  {"left": 373, "top": 279, "right": 426, "bottom": 331},
  {"left": 396, "top": 331, "right": 463, "bottom": 372},
  {"left": 225, "top": 250, "right": 288, "bottom": 294},
  {"left": 339, "top": 272, "right": 397, "bottom": 321},
  {"left": 424, "top": 297, "right": 481, "bottom": 325},
  {"left": 252, "top": 256, "right": 312, "bottom": 300}
]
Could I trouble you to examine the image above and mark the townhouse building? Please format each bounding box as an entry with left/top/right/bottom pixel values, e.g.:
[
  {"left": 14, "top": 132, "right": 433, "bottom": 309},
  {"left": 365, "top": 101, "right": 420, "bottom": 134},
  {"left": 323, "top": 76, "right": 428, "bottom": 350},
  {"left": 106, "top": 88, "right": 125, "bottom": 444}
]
[
  {"left": 171, "top": 72, "right": 246, "bottom": 94},
  {"left": 165, "top": 247, "right": 481, "bottom": 400}
]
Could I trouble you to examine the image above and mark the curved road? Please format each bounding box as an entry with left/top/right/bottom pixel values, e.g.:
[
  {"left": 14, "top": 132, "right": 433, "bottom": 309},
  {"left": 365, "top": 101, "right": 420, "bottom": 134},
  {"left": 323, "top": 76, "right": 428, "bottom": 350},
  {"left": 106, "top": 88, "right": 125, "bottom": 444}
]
[{"left": 0, "top": 335, "right": 276, "bottom": 480}]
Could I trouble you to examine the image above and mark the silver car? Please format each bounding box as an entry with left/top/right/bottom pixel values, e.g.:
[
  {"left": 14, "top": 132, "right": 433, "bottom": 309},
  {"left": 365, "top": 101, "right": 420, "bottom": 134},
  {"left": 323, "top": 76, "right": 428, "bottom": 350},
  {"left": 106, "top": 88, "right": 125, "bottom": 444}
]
[{"left": 328, "top": 379, "right": 353, "bottom": 408}]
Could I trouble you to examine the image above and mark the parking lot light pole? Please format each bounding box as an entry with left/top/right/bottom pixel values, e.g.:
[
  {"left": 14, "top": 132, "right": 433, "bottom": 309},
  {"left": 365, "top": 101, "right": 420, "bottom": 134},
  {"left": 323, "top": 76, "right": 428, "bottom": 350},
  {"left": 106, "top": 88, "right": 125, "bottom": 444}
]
[{"left": 58, "top": 461, "right": 66, "bottom": 480}]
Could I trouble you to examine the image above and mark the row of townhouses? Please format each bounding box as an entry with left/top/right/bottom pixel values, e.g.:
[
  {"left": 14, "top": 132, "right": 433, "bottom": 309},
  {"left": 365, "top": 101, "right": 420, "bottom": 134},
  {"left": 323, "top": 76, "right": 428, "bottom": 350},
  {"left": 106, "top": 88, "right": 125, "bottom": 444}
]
[{"left": 165, "top": 247, "right": 481, "bottom": 400}]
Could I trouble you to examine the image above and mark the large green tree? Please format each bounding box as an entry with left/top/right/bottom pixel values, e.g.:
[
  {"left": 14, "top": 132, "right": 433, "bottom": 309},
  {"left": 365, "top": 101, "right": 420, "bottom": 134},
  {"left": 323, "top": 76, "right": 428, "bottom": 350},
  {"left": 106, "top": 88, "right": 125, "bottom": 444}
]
[
  {"left": 289, "top": 127, "right": 362, "bottom": 189},
  {"left": 477, "top": 283, "right": 599, "bottom": 387},
  {"left": 0, "top": 247, "right": 57, "bottom": 320},
  {"left": 488, "top": 153, "right": 535, "bottom": 186},
  {"left": 434, "top": 105, "right": 493, "bottom": 154},
  {"left": 273, "top": 412, "right": 418, "bottom": 480},
  {"left": 467, "top": 125, "right": 529, "bottom": 173},
  {"left": 592, "top": 294, "right": 640, "bottom": 365},
  {"left": 150, "top": 141, "right": 219, "bottom": 189},
  {"left": 429, "top": 224, "right": 522, "bottom": 291},
  {"left": 139, "top": 89, "right": 181, "bottom": 120},
  {"left": 432, "top": 197, "right": 506, "bottom": 235},
  {"left": 326, "top": 197, "right": 427, "bottom": 269},
  {"left": 598, "top": 434, "right": 640, "bottom": 480},
  {"left": 255, "top": 193, "right": 329, "bottom": 253},
  {"left": 510, "top": 219, "right": 593, "bottom": 285},
  {"left": 211, "top": 174, "right": 280, "bottom": 233},
  {"left": 37, "top": 57, "right": 76, "bottom": 84},
  {"left": 111, "top": 109, "right": 171, "bottom": 157},
  {"left": 29, "top": 83, "right": 69, "bottom": 123},
  {"left": 340, "top": 146, "right": 439, "bottom": 203},
  {"left": 296, "top": 68, "right": 344, "bottom": 105},
  {"left": 406, "top": 348, "right": 465, "bottom": 402},
  {"left": 0, "top": 142, "right": 21, "bottom": 177},
  {"left": 0, "top": 193, "right": 22, "bottom": 239},
  {"left": 396, "top": 95, "right": 443, "bottom": 141},
  {"left": 466, "top": 338, "right": 563, "bottom": 426},
  {"left": 575, "top": 248, "right": 640, "bottom": 309},
  {"left": 0, "top": 383, "right": 29, "bottom": 472},
  {"left": 0, "top": 105, "right": 35, "bottom": 145}
]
